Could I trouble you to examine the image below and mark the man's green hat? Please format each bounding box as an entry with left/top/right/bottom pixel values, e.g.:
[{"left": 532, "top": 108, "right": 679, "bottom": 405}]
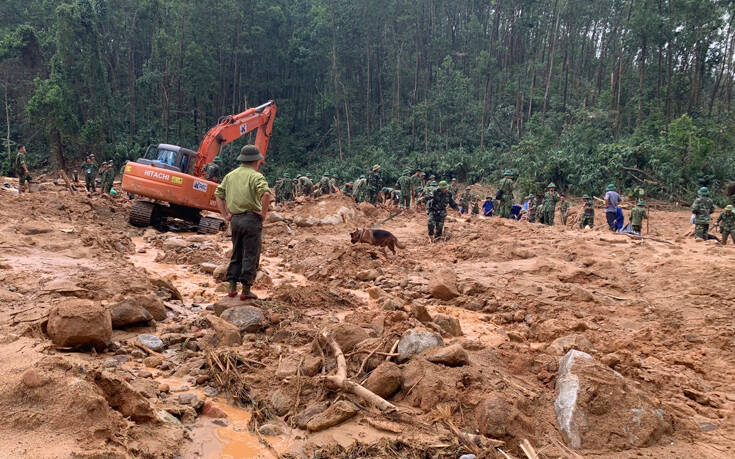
[
  {"left": 583, "top": 194, "right": 591, "bottom": 199},
  {"left": 438, "top": 180, "right": 449, "bottom": 189},
  {"left": 306, "top": 173, "right": 312, "bottom": 177},
  {"left": 465, "top": 186, "right": 471, "bottom": 190},
  {"left": 698, "top": 186, "right": 709, "bottom": 195},
  {"left": 526, "top": 194, "right": 534, "bottom": 199},
  {"left": 237, "top": 145, "right": 263, "bottom": 162},
  {"left": 429, "top": 174, "right": 436, "bottom": 179},
  {"left": 416, "top": 186, "right": 423, "bottom": 191},
  {"left": 420, "top": 172, "right": 426, "bottom": 176},
  {"left": 726, "top": 205, "right": 733, "bottom": 211},
  {"left": 547, "top": 182, "right": 556, "bottom": 188},
  {"left": 606, "top": 184, "right": 616, "bottom": 191},
  {"left": 382, "top": 187, "right": 389, "bottom": 192},
  {"left": 213, "top": 156, "right": 222, "bottom": 163},
  {"left": 283, "top": 172, "right": 290, "bottom": 178},
  {"left": 403, "top": 168, "right": 411, "bottom": 175},
  {"left": 372, "top": 164, "right": 380, "bottom": 171},
  {"left": 429, "top": 180, "right": 438, "bottom": 186},
  {"left": 637, "top": 200, "right": 645, "bottom": 206},
  {"left": 295, "top": 174, "right": 302, "bottom": 178},
  {"left": 359, "top": 174, "right": 365, "bottom": 179},
  {"left": 503, "top": 169, "right": 513, "bottom": 176}
]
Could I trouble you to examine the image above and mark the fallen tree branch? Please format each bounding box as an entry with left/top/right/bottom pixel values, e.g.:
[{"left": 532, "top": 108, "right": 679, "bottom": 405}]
[
  {"left": 320, "top": 330, "right": 397, "bottom": 413},
  {"left": 385, "top": 339, "right": 399, "bottom": 362},
  {"left": 520, "top": 438, "right": 539, "bottom": 459},
  {"left": 134, "top": 342, "right": 165, "bottom": 359}
]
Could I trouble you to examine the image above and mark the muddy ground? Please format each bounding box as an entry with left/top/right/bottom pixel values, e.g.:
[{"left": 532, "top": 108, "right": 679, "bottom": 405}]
[{"left": 0, "top": 179, "right": 733, "bottom": 458}]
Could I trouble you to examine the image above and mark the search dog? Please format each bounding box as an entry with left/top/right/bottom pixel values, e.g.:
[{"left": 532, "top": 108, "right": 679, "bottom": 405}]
[{"left": 350, "top": 228, "right": 405, "bottom": 255}]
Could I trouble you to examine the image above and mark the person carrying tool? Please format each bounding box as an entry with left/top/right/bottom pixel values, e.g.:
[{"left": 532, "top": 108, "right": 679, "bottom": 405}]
[{"left": 215, "top": 145, "right": 272, "bottom": 300}]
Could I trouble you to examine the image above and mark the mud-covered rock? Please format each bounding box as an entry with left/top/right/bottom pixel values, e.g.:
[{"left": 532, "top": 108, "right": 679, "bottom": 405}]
[
  {"left": 332, "top": 323, "right": 369, "bottom": 353},
  {"left": 47, "top": 299, "right": 112, "bottom": 350},
  {"left": 220, "top": 306, "right": 266, "bottom": 333},
  {"left": 178, "top": 393, "right": 204, "bottom": 410},
  {"left": 205, "top": 314, "right": 241, "bottom": 346},
  {"left": 356, "top": 269, "right": 379, "bottom": 281},
  {"left": 546, "top": 334, "right": 593, "bottom": 356},
  {"left": 429, "top": 269, "right": 460, "bottom": 300},
  {"left": 270, "top": 389, "right": 293, "bottom": 416},
  {"left": 213, "top": 264, "right": 228, "bottom": 282},
  {"left": 112, "top": 295, "right": 167, "bottom": 321},
  {"left": 201, "top": 400, "right": 228, "bottom": 418},
  {"left": 276, "top": 355, "right": 323, "bottom": 379},
  {"left": 411, "top": 304, "right": 433, "bottom": 323},
  {"left": 293, "top": 402, "right": 329, "bottom": 429},
  {"left": 433, "top": 313, "right": 463, "bottom": 336},
  {"left": 396, "top": 329, "right": 444, "bottom": 362},
  {"left": 554, "top": 350, "right": 673, "bottom": 450},
  {"left": 306, "top": 400, "right": 359, "bottom": 432},
  {"left": 476, "top": 394, "right": 514, "bottom": 437},
  {"left": 426, "top": 343, "right": 469, "bottom": 366},
  {"left": 111, "top": 302, "right": 152, "bottom": 328},
  {"left": 89, "top": 370, "right": 156, "bottom": 422},
  {"left": 363, "top": 362, "right": 401, "bottom": 398}
]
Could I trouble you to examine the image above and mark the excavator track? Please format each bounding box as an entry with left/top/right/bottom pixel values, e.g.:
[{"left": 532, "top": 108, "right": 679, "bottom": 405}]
[
  {"left": 197, "top": 216, "right": 225, "bottom": 234},
  {"left": 129, "top": 201, "right": 158, "bottom": 227}
]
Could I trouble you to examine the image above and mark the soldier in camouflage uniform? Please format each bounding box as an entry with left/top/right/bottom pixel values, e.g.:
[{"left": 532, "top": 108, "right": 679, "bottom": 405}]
[
  {"left": 410, "top": 170, "right": 422, "bottom": 205},
  {"left": 299, "top": 173, "right": 314, "bottom": 197},
  {"left": 716, "top": 205, "right": 735, "bottom": 245},
  {"left": 396, "top": 169, "right": 412, "bottom": 208},
  {"left": 424, "top": 180, "right": 438, "bottom": 200},
  {"left": 449, "top": 178, "right": 459, "bottom": 198},
  {"left": 281, "top": 173, "right": 293, "bottom": 202},
  {"left": 353, "top": 175, "right": 367, "bottom": 202},
  {"left": 427, "top": 180, "right": 459, "bottom": 240},
  {"left": 497, "top": 170, "right": 515, "bottom": 218},
  {"left": 274, "top": 178, "right": 284, "bottom": 204},
  {"left": 630, "top": 200, "right": 648, "bottom": 233},
  {"left": 316, "top": 172, "right": 332, "bottom": 196},
  {"left": 329, "top": 174, "right": 339, "bottom": 193},
  {"left": 83, "top": 155, "right": 99, "bottom": 192},
  {"left": 204, "top": 157, "right": 223, "bottom": 182},
  {"left": 102, "top": 161, "right": 115, "bottom": 193},
  {"left": 367, "top": 164, "right": 383, "bottom": 204},
  {"left": 459, "top": 186, "right": 473, "bottom": 214},
  {"left": 691, "top": 187, "right": 715, "bottom": 240},
  {"left": 542, "top": 183, "right": 560, "bottom": 226},
  {"left": 580, "top": 195, "right": 595, "bottom": 228},
  {"left": 559, "top": 194, "right": 570, "bottom": 225},
  {"left": 471, "top": 195, "right": 480, "bottom": 216},
  {"left": 293, "top": 175, "right": 302, "bottom": 196},
  {"left": 341, "top": 182, "right": 353, "bottom": 195},
  {"left": 14, "top": 146, "right": 32, "bottom": 193}
]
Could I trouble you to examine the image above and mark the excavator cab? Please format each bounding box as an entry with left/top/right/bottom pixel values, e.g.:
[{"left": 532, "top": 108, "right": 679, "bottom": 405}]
[{"left": 136, "top": 144, "right": 198, "bottom": 175}]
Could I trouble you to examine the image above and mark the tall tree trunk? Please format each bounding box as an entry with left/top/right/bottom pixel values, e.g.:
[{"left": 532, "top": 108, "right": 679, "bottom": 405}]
[
  {"left": 638, "top": 35, "right": 647, "bottom": 127},
  {"left": 541, "top": 0, "right": 562, "bottom": 126}
]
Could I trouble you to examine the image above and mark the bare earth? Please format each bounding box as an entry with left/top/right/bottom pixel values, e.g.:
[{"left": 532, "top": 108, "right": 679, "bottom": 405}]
[{"left": 0, "top": 180, "right": 733, "bottom": 458}]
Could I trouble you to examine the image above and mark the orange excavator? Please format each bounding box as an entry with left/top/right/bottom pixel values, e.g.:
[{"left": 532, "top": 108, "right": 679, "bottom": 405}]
[{"left": 121, "top": 100, "right": 277, "bottom": 232}]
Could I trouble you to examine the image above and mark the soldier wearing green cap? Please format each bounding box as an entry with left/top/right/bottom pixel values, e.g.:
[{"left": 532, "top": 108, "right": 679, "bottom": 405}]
[
  {"left": 396, "top": 169, "right": 412, "bottom": 208},
  {"left": 497, "top": 170, "right": 515, "bottom": 218},
  {"left": 298, "top": 173, "right": 313, "bottom": 197},
  {"left": 580, "top": 195, "right": 595, "bottom": 228},
  {"left": 205, "top": 157, "right": 223, "bottom": 183},
  {"left": 281, "top": 172, "right": 293, "bottom": 202},
  {"left": 215, "top": 145, "right": 271, "bottom": 300},
  {"left": 315, "top": 172, "right": 332, "bottom": 197},
  {"left": 449, "top": 178, "right": 459, "bottom": 198},
  {"left": 630, "top": 201, "right": 648, "bottom": 233},
  {"left": 367, "top": 165, "right": 383, "bottom": 204},
  {"left": 426, "top": 180, "right": 459, "bottom": 240},
  {"left": 423, "top": 180, "right": 438, "bottom": 201},
  {"left": 341, "top": 182, "right": 353, "bottom": 195},
  {"left": 459, "top": 186, "right": 473, "bottom": 215},
  {"left": 102, "top": 161, "right": 116, "bottom": 193},
  {"left": 716, "top": 205, "right": 735, "bottom": 245},
  {"left": 691, "top": 187, "right": 715, "bottom": 240},
  {"left": 83, "top": 155, "right": 99, "bottom": 192},
  {"left": 541, "top": 182, "right": 560, "bottom": 226},
  {"left": 353, "top": 174, "right": 367, "bottom": 202},
  {"left": 559, "top": 194, "right": 570, "bottom": 225},
  {"left": 410, "top": 170, "right": 423, "bottom": 205},
  {"left": 14, "top": 146, "right": 32, "bottom": 193}
]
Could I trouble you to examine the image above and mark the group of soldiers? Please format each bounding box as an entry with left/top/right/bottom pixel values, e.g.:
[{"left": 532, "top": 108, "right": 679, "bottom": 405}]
[
  {"left": 691, "top": 186, "right": 735, "bottom": 244},
  {"left": 72, "top": 154, "right": 115, "bottom": 193}
]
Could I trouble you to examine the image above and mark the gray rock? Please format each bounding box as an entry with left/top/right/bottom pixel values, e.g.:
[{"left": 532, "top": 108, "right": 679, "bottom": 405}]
[
  {"left": 396, "top": 329, "right": 444, "bottom": 363},
  {"left": 546, "top": 334, "right": 593, "bottom": 356},
  {"left": 306, "top": 400, "right": 359, "bottom": 432},
  {"left": 428, "top": 269, "right": 460, "bottom": 300},
  {"left": 293, "top": 402, "right": 329, "bottom": 429},
  {"left": 433, "top": 313, "right": 463, "bottom": 336},
  {"left": 111, "top": 302, "right": 152, "bottom": 328},
  {"left": 158, "top": 410, "right": 182, "bottom": 425},
  {"left": 136, "top": 334, "right": 164, "bottom": 352},
  {"left": 178, "top": 393, "right": 204, "bottom": 410},
  {"left": 220, "top": 306, "right": 266, "bottom": 333},
  {"left": 270, "top": 389, "right": 293, "bottom": 416},
  {"left": 199, "top": 263, "right": 217, "bottom": 274},
  {"left": 258, "top": 423, "right": 283, "bottom": 436},
  {"left": 203, "top": 386, "right": 219, "bottom": 397}
]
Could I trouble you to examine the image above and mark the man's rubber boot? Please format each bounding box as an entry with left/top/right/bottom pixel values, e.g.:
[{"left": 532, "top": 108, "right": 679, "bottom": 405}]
[
  {"left": 228, "top": 280, "right": 237, "bottom": 297},
  {"left": 240, "top": 285, "right": 258, "bottom": 301}
]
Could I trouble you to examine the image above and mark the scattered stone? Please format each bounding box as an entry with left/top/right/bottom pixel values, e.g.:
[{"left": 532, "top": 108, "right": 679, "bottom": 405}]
[
  {"left": 178, "top": 393, "right": 204, "bottom": 410},
  {"left": 699, "top": 422, "right": 717, "bottom": 432},
  {"left": 111, "top": 302, "right": 153, "bottom": 328},
  {"left": 163, "top": 237, "right": 188, "bottom": 250},
  {"left": 18, "top": 224, "right": 53, "bottom": 235},
  {"left": 459, "top": 455, "right": 477, "bottom": 459},
  {"left": 158, "top": 410, "right": 182, "bottom": 425},
  {"left": 213, "top": 264, "right": 228, "bottom": 282},
  {"left": 293, "top": 402, "right": 329, "bottom": 429},
  {"left": 270, "top": 389, "right": 293, "bottom": 416},
  {"left": 136, "top": 334, "right": 165, "bottom": 352},
  {"left": 428, "top": 269, "right": 460, "bottom": 300},
  {"left": 276, "top": 355, "right": 323, "bottom": 378},
  {"left": 201, "top": 400, "right": 228, "bottom": 418},
  {"left": 205, "top": 314, "right": 241, "bottom": 346},
  {"left": 506, "top": 331, "right": 525, "bottom": 343},
  {"left": 21, "top": 368, "right": 49, "bottom": 388},
  {"left": 356, "top": 269, "right": 379, "bottom": 281},
  {"left": 306, "top": 400, "right": 359, "bottom": 432},
  {"left": 220, "top": 306, "right": 266, "bottom": 333},
  {"left": 89, "top": 370, "right": 156, "bottom": 422},
  {"left": 332, "top": 324, "right": 369, "bottom": 353},
  {"left": 138, "top": 369, "right": 153, "bottom": 378},
  {"left": 396, "top": 329, "right": 444, "bottom": 363},
  {"left": 546, "top": 334, "right": 593, "bottom": 356},
  {"left": 150, "top": 277, "right": 183, "bottom": 301},
  {"left": 476, "top": 394, "right": 514, "bottom": 437},
  {"left": 366, "top": 286, "right": 385, "bottom": 299},
  {"left": 433, "top": 313, "right": 463, "bottom": 336},
  {"left": 47, "top": 299, "right": 112, "bottom": 351},
  {"left": 363, "top": 362, "right": 401, "bottom": 398},
  {"left": 212, "top": 419, "right": 229, "bottom": 427},
  {"left": 199, "top": 262, "right": 217, "bottom": 274},
  {"left": 426, "top": 343, "right": 469, "bottom": 367},
  {"left": 143, "top": 356, "right": 163, "bottom": 368},
  {"left": 203, "top": 386, "right": 218, "bottom": 397},
  {"left": 158, "top": 383, "right": 170, "bottom": 393},
  {"left": 554, "top": 350, "right": 672, "bottom": 450},
  {"left": 112, "top": 296, "right": 167, "bottom": 321},
  {"left": 411, "top": 304, "right": 432, "bottom": 323},
  {"left": 258, "top": 423, "right": 283, "bottom": 436}
]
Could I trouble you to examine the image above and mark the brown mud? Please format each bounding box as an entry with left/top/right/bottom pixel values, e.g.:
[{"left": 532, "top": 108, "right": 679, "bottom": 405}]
[{"left": 0, "top": 181, "right": 733, "bottom": 458}]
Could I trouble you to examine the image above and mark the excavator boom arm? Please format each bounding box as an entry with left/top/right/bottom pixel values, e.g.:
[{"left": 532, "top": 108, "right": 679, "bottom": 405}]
[{"left": 192, "top": 100, "right": 277, "bottom": 177}]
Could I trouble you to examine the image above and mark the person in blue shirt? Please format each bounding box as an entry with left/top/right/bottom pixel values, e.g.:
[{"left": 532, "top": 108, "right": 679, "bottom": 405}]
[
  {"left": 482, "top": 196, "right": 494, "bottom": 216},
  {"left": 510, "top": 204, "right": 522, "bottom": 220},
  {"left": 614, "top": 206, "right": 624, "bottom": 231}
]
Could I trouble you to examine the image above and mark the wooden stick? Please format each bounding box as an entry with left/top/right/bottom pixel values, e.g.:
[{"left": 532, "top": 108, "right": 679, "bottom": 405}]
[
  {"left": 320, "top": 330, "right": 397, "bottom": 413},
  {"left": 520, "top": 439, "right": 539, "bottom": 459},
  {"left": 133, "top": 341, "right": 165, "bottom": 359},
  {"left": 385, "top": 339, "right": 399, "bottom": 362}
]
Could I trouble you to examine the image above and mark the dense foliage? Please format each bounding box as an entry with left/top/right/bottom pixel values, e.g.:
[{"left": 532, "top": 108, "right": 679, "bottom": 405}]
[{"left": 2, "top": 0, "right": 735, "bottom": 201}]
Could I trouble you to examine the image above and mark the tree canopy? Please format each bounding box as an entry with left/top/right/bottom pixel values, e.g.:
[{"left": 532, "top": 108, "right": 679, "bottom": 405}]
[{"left": 2, "top": 0, "right": 735, "bottom": 202}]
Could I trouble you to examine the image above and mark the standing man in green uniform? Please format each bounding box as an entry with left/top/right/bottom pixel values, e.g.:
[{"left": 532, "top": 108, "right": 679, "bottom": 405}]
[
  {"left": 716, "top": 205, "right": 735, "bottom": 245},
  {"left": 691, "top": 187, "right": 715, "bottom": 241},
  {"left": 215, "top": 145, "right": 272, "bottom": 300},
  {"left": 84, "top": 155, "right": 99, "bottom": 192},
  {"left": 281, "top": 173, "right": 293, "bottom": 202},
  {"left": 102, "top": 161, "right": 115, "bottom": 193},
  {"left": 630, "top": 201, "right": 648, "bottom": 233},
  {"left": 559, "top": 194, "right": 570, "bottom": 225},
  {"left": 497, "top": 170, "right": 515, "bottom": 218},
  {"left": 299, "top": 173, "right": 313, "bottom": 197},
  {"left": 427, "top": 181, "right": 459, "bottom": 240},
  {"left": 580, "top": 195, "right": 595, "bottom": 228},
  {"left": 449, "top": 178, "right": 459, "bottom": 198},
  {"left": 14, "top": 145, "right": 32, "bottom": 193},
  {"left": 367, "top": 165, "right": 383, "bottom": 205},
  {"left": 542, "top": 183, "right": 560, "bottom": 226},
  {"left": 396, "top": 169, "right": 412, "bottom": 209}
]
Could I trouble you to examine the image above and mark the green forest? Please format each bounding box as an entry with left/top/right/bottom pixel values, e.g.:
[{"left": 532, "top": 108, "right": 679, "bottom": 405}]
[{"left": 2, "top": 0, "right": 735, "bottom": 201}]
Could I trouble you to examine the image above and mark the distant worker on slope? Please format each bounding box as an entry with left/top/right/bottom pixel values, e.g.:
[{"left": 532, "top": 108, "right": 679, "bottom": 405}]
[
  {"left": 630, "top": 201, "right": 648, "bottom": 234},
  {"left": 215, "top": 145, "right": 272, "bottom": 301},
  {"left": 298, "top": 173, "right": 313, "bottom": 198},
  {"left": 14, "top": 145, "right": 32, "bottom": 193},
  {"left": 427, "top": 180, "right": 459, "bottom": 240},
  {"left": 691, "top": 187, "right": 715, "bottom": 241},
  {"left": 84, "top": 155, "right": 99, "bottom": 193},
  {"left": 580, "top": 195, "right": 595, "bottom": 228},
  {"left": 542, "top": 183, "right": 560, "bottom": 226},
  {"left": 204, "top": 157, "right": 223, "bottom": 183},
  {"left": 716, "top": 205, "right": 735, "bottom": 245},
  {"left": 102, "top": 161, "right": 115, "bottom": 194},
  {"left": 396, "top": 169, "right": 412, "bottom": 209},
  {"left": 559, "top": 194, "right": 570, "bottom": 225},
  {"left": 367, "top": 165, "right": 383, "bottom": 205},
  {"left": 603, "top": 184, "right": 622, "bottom": 231},
  {"left": 497, "top": 170, "right": 515, "bottom": 218}
]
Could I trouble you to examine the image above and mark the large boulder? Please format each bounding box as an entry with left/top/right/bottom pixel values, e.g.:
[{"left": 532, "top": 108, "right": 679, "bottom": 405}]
[
  {"left": 433, "top": 313, "right": 463, "bottom": 336},
  {"left": 396, "top": 329, "right": 444, "bottom": 363},
  {"left": 47, "top": 300, "right": 112, "bottom": 350},
  {"left": 554, "top": 350, "right": 672, "bottom": 450},
  {"left": 363, "top": 362, "right": 401, "bottom": 398},
  {"left": 112, "top": 295, "right": 167, "bottom": 321},
  {"left": 429, "top": 269, "right": 460, "bottom": 300},
  {"left": 220, "top": 306, "right": 266, "bottom": 333},
  {"left": 332, "top": 323, "right": 369, "bottom": 353},
  {"left": 306, "top": 400, "right": 359, "bottom": 432},
  {"left": 111, "top": 302, "right": 152, "bottom": 328},
  {"left": 205, "top": 314, "right": 241, "bottom": 347}
]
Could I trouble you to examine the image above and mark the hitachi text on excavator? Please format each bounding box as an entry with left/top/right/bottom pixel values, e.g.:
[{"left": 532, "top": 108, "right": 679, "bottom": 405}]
[{"left": 121, "top": 101, "right": 276, "bottom": 232}]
